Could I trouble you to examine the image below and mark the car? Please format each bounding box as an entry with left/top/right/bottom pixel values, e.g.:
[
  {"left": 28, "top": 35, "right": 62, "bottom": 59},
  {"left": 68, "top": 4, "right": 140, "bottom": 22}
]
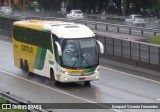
[
  {"left": 0, "top": 6, "right": 14, "bottom": 15},
  {"left": 124, "top": 14, "right": 145, "bottom": 27},
  {"left": 66, "top": 10, "right": 84, "bottom": 19}
]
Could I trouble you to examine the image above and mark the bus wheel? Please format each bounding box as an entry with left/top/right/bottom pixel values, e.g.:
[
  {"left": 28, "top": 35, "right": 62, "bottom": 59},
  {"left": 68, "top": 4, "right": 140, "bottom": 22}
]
[
  {"left": 20, "top": 59, "right": 24, "bottom": 70},
  {"left": 51, "top": 69, "right": 59, "bottom": 85},
  {"left": 24, "top": 60, "right": 29, "bottom": 75},
  {"left": 84, "top": 81, "right": 91, "bottom": 87}
]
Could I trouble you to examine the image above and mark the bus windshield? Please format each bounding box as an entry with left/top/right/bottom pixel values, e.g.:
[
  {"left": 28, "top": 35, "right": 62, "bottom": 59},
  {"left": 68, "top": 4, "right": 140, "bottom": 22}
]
[{"left": 60, "top": 37, "right": 99, "bottom": 69}]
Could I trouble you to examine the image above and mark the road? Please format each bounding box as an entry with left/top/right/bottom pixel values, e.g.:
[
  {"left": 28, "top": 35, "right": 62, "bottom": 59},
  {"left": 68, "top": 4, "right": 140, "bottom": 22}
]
[
  {"left": 1, "top": 11, "right": 159, "bottom": 41},
  {"left": 13, "top": 10, "right": 160, "bottom": 29},
  {"left": 11, "top": 11, "right": 160, "bottom": 39},
  {"left": 0, "top": 40, "right": 160, "bottom": 112}
]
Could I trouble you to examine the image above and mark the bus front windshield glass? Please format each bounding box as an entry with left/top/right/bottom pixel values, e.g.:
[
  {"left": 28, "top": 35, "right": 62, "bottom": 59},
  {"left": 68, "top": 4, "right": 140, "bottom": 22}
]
[{"left": 60, "top": 37, "right": 98, "bottom": 69}]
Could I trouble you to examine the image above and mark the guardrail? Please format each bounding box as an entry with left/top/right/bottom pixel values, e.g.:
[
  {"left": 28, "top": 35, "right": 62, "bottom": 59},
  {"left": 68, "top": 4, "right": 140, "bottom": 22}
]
[
  {"left": 0, "top": 15, "right": 160, "bottom": 37},
  {"left": 26, "top": 16, "right": 160, "bottom": 36},
  {"left": 86, "top": 14, "right": 125, "bottom": 21},
  {"left": 0, "top": 91, "right": 48, "bottom": 112},
  {"left": 0, "top": 16, "right": 160, "bottom": 74},
  {"left": 96, "top": 34, "right": 160, "bottom": 74}
]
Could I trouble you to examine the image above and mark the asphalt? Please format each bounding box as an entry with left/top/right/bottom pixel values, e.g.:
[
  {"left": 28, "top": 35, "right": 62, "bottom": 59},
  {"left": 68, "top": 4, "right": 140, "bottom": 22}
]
[
  {"left": 14, "top": 10, "right": 160, "bottom": 28},
  {"left": 0, "top": 10, "right": 160, "bottom": 112},
  {"left": 93, "top": 30, "right": 147, "bottom": 41},
  {"left": 1, "top": 10, "right": 160, "bottom": 42},
  {"left": 0, "top": 41, "right": 160, "bottom": 112},
  {"left": 0, "top": 30, "right": 160, "bottom": 81},
  {"left": 86, "top": 14, "right": 160, "bottom": 28}
]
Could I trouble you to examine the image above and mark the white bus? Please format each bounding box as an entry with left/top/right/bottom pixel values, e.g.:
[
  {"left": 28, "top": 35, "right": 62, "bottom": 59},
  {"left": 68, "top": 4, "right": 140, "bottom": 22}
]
[{"left": 12, "top": 20, "right": 104, "bottom": 86}]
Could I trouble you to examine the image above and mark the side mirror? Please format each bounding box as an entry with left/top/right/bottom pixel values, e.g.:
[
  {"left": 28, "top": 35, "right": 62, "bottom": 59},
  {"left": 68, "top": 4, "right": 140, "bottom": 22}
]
[
  {"left": 55, "top": 41, "right": 62, "bottom": 56},
  {"left": 96, "top": 40, "right": 104, "bottom": 54}
]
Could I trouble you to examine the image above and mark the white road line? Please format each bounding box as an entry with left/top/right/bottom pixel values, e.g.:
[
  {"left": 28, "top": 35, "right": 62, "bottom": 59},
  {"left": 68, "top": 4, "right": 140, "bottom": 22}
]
[
  {"left": 94, "top": 81, "right": 100, "bottom": 83},
  {"left": 0, "top": 69, "right": 123, "bottom": 112},
  {"left": 0, "top": 69, "right": 95, "bottom": 103},
  {"left": 155, "top": 99, "right": 160, "bottom": 102},
  {"left": 0, "top": 40, "right": 11, "bottom": 44},
  {"left": 100, "top": 66, "right": 160, "bottom": 84}
]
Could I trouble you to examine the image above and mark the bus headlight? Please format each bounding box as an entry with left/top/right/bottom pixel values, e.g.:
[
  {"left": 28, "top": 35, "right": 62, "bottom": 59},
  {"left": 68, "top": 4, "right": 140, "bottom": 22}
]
[
  {"left": 60, "top": 68, "right": 68, "bottom": 74},
  {"left": 62, "top": 71, "right": 71, "bottom": 75},
  {"left": 95, "top": 75, "right": 98, "bottom": 79},
  {"left": 61, "top": 70, "right": 72, "bottom": 75},
  {"left": 95, "top": 67, "right": 100, "bottom": 73},
  {"left": 68, "top": 73, "right": 72, "bottom": 75},
  {"left": 65, "top": 77, "right": 69, "bottom": 81}
]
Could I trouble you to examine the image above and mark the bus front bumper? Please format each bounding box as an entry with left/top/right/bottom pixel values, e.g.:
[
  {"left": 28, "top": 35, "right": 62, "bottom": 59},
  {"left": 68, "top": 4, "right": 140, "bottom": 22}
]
[{"left": 56, "top": 72, "right": 99, "bottom": 83}]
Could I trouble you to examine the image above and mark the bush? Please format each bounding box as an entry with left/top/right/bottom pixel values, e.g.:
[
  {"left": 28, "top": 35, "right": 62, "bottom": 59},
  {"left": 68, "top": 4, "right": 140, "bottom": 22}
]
[{"left": 149, "top": 35, "right": 160, "bottom": 44}]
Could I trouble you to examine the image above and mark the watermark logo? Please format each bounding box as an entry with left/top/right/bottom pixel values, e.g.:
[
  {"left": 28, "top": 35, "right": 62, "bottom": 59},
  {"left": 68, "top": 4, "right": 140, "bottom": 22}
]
[{"left": 2, "top": 104, "right": 11, "bottom": 109}]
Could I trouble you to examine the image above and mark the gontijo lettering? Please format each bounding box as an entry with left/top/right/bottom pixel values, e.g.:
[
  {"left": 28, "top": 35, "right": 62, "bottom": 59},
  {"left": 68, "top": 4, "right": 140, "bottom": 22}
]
[{"left": 21, "top": 44, "right": 33, "bottom": 53}]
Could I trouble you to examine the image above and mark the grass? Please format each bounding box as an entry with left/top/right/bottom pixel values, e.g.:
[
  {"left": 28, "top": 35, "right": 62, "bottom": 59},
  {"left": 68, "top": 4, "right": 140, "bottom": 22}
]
[
  {"left": 0, "top": 110, "right": 28, "bottom": 112},
  {"left": 0, "top": 98, "right": 7, "bottom": 104},
  {"left": 0, "top": 97, "right": 28, "bottom": 112},
  {"left": 149, "top": 35, "right": 160, "bottom": 44}
]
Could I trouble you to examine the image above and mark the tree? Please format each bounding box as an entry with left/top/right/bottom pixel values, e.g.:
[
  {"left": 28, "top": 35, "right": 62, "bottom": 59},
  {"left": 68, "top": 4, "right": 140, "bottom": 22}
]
[{"left": 112, "top": 0, "right": 122, "bottom": 15}]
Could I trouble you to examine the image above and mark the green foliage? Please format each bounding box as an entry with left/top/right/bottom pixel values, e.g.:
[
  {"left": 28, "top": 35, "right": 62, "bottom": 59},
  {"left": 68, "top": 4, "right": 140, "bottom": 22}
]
[
  {"left": 0, "top": 109, "right": 28, "bottom": 112},
  {"left": 8, "top": 0, "right": 160, "bottom": 16},
  {"left": 149, "top": 36, "right": 160, "bottom": 44},
  {"left": 0, "top": 98, "right": 7, "bottom": 103},
  {"left": 0, "top": 98, "right": 27, "bottom": 112}
]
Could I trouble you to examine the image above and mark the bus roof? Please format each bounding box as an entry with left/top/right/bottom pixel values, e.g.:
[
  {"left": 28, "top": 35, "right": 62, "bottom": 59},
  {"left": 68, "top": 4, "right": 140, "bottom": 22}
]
[{"left": 13, "top": 20, "right": 95, "bottom": 38}]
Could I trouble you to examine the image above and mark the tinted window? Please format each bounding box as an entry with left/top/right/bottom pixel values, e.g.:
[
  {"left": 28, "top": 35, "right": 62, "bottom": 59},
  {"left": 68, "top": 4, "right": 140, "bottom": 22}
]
[
  {"left": 134, "top": 16, "right": 143, "bottom": 19},
  {"left": 74, "top": 11, "right": 83, "bottom": 14},
  {"left": 13, "top": 26, "right": 52, "bottom": 52}
]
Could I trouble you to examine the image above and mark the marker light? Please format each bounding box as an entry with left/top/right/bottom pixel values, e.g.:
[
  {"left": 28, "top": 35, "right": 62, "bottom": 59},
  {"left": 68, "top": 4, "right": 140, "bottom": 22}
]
[{"left": 95, "top": 75, "right": 98, "bottom": 79}]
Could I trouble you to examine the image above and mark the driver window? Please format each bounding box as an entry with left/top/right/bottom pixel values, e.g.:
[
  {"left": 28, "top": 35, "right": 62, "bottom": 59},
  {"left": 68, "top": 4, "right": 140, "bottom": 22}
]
[{"left": 62, "top": 39, "right": 79, "bottom": 66}]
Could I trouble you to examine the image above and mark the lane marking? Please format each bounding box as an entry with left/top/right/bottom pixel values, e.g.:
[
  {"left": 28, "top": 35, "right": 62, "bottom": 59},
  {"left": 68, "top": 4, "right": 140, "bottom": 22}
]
[
  {"left": 0, "top": 69, "right": 123, "bottom": 112},
  {"left": 94, "top": 81, "right": 100, "bottom": 84},
  {"left": 155, "top": 99, "right": 160, "bottom": 102},
  {"left": 0, "top": 40, "right": 11, "bottom": 44},
  {"left": 100, "top": 66, "right": 160, "bottom": 84},
  {"left": 0, "top": 69, "right": 94, "bottom": 103}
]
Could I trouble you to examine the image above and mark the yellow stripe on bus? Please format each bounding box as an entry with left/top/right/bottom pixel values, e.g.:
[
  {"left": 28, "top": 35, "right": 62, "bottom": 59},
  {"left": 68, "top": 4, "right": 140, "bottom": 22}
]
[
  {"left": 12, "top": 38, "right": 38, "bottom": 72},
  {"left": 66, "top": 69, "right": 83, "bottom": 74}
]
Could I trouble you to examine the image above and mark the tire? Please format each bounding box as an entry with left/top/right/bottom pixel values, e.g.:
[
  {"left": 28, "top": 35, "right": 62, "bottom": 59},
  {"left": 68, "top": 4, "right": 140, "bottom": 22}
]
[
  {"left": 50, "top": 69, "right": 59, "bottom": 85},
  {"left": 24, "top": 60, "right": 30, "bottom": 75},
  {"left": 20, "top": 59, "right": 24, "bottom": 70},
  {"left": 84, "top": 81, "right": 91, "bottom": 87}
]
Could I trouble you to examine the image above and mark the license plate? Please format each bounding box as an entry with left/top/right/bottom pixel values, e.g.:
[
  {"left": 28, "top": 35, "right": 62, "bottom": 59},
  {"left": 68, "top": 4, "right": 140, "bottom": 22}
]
[{"left": 79, "top": 77, "right": 85, "bottom": 80}]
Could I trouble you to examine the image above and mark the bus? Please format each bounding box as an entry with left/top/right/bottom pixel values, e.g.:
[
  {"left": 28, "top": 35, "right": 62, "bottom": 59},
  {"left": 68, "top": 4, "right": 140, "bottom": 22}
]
[{"left": 12, "top": 20, "right": 104, "bottom": 86}]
